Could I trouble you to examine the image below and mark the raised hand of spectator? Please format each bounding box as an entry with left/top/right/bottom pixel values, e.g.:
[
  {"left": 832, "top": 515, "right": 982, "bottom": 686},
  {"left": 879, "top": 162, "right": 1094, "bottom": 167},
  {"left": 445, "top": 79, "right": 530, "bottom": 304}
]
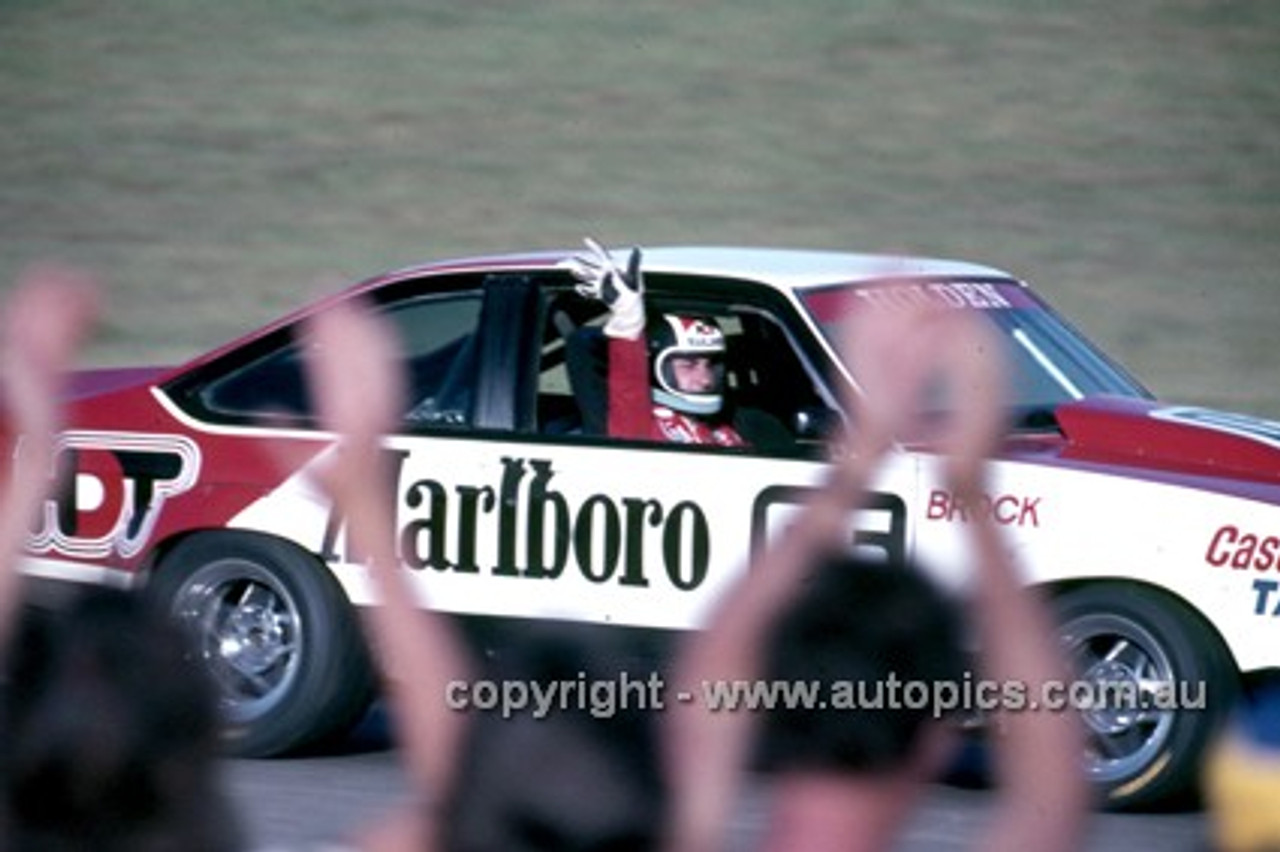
[
  {"left": 1, "top": 264, "right": 98, "bottom": 646},
  {"left": 665, "top": 297, "right": 956, "bottom": 852},
  {"left": 301, "top": 300, "right": 473, "bottom": 820},
  {"left": 846, "top": 299, "right": 1087, "bottom": 852},
  {"left": 2, "top": 265, "right": 99, "bottom": 436},
  {"left": 666, "top": 294, "right": 1087, "bottom": 852}
]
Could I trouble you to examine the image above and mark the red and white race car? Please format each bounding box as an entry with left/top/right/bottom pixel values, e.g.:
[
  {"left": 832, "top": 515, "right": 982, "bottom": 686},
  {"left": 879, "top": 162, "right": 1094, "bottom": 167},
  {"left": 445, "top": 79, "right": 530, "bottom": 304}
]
[{"left": 12, "top": 246, "right": 1280, "bottom": 808}]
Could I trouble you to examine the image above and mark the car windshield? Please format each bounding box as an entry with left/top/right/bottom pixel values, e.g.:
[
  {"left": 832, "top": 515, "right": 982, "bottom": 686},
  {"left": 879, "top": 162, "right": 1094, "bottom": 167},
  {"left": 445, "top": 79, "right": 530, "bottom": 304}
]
[{"left": 799, "top": 278, "right": 1152, "bottom": 427}]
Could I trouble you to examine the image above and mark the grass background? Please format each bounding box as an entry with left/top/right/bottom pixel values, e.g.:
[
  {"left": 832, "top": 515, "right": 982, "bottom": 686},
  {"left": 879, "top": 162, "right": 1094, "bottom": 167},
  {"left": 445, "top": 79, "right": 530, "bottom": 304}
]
[{"left": 2, "top": 0, "right": 1278, "bottom": 416}]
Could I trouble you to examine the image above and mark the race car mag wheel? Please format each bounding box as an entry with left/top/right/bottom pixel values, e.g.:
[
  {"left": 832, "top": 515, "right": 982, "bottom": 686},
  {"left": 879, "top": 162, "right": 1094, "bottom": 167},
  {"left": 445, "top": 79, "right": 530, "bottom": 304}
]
[
  {"left": 150, "top": 531, "right": 374, "bottom": 756},
  {"left": 1054, "top": 583, "right": 1237, "bottom": 810}
]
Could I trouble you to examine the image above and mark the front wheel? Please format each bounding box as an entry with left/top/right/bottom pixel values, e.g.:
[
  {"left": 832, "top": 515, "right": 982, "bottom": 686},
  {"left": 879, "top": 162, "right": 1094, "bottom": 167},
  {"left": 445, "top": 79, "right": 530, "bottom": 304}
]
[
  {"left": 149, "top": 532, "right": 374, "bottom": 756},
  {"left": 1055, "top": 583, "right": 1237, "bottom": 810}
]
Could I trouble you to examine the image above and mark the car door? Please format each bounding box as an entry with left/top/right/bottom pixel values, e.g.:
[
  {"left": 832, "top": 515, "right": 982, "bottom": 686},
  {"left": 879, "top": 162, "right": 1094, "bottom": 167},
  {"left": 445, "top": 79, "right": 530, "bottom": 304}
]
[{"left": 450, "top": 271, "right": 924, "bottom": 633}]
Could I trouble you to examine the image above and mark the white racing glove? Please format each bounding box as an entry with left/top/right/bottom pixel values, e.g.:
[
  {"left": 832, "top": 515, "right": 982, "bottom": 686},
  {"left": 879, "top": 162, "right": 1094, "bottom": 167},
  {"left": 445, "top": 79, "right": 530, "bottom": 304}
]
[{"left": 566, "top": 237, "right": 646, "bottom": 339}]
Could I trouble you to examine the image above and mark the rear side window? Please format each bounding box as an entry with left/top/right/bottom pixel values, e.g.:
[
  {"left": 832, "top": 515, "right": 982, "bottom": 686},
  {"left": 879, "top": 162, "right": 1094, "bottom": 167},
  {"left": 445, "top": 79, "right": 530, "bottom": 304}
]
[{"left": 188, "top": 294, "right": 483, "bottom": 427}]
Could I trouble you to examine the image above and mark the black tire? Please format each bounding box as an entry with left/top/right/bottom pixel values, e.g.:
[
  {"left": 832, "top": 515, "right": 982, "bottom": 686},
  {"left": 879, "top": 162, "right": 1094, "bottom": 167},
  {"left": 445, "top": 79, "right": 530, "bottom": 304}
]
[
  {"left": 148, "top": 531, "right": 374, "bottom": 757},
  {"left": 1054, "top": 583, "right": 1238, "bottom": 810}
]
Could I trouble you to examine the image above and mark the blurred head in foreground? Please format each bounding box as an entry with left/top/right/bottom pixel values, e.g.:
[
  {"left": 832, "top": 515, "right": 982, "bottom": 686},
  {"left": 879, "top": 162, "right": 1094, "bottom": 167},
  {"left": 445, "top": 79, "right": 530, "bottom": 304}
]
[
  {"left": 441, "top": 623, "right": 666, "bottom": 852},
  {"left": 2, "top": 586, "right": 243, "bottom": 852},
  {"left": 755, "top": 551, "right": 968, "bottom": 780}
]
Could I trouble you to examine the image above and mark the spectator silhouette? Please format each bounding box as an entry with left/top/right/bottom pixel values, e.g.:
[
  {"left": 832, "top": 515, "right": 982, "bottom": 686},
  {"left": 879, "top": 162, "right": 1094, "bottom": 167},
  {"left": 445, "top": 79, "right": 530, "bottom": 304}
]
[
  {"left": 299, "top": 299, "right": 666, "bottom": 852},
  {"left": 663, "top": 299, "right": 1091, "bottom": 852},
  {"left": 0, "top": 266, "right": 246, "bottom": 852}
]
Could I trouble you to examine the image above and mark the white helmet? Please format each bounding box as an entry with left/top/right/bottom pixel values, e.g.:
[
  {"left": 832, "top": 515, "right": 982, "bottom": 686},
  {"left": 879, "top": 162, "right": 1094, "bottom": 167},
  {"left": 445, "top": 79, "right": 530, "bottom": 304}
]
[{"left": 648, "top": 314, "right": 727, "bottom": 416}]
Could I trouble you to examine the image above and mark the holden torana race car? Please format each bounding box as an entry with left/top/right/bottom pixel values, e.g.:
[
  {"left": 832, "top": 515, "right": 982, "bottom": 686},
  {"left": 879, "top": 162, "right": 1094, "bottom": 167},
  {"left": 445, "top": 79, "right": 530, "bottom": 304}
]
[{"left": 11, "top": 246, "right": 1280, "bottom": 809}]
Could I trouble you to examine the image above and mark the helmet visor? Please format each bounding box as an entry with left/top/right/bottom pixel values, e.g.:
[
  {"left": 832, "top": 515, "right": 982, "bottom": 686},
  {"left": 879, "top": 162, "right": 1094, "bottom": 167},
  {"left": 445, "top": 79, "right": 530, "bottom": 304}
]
[
  {"left": 654, "top": 351, "right": 725, "bottom": 415},
  {"left": 659, "top": 352, "right": 725, "bottom": 396}
]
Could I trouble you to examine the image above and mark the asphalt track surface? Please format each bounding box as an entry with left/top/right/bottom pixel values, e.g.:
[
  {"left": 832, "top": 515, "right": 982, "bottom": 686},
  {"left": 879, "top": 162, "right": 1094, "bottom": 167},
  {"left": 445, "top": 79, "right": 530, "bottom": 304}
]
[{"left": 225, "top": 705, "right": 1210, "bottom": 852}]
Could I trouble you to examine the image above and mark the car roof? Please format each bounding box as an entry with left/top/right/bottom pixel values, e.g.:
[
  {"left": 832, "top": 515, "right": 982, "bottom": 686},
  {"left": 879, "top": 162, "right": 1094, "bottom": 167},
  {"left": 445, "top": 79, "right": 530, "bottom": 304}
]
[
  {"left": 167, "top": 246, "right": 1022, "bottom": 378},
  {"left": 370, "top": 246, "right": 1019, "bottom": 294}
]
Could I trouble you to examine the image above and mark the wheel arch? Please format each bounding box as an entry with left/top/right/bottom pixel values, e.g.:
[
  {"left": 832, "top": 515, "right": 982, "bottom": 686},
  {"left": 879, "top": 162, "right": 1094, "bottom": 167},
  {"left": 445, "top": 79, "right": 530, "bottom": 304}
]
[
  {"left": 144, "top": 527, "right": 351, "bottom": 602},
  {"left": 1036, "top": 576, "right": 1240, "bottom": 677}
]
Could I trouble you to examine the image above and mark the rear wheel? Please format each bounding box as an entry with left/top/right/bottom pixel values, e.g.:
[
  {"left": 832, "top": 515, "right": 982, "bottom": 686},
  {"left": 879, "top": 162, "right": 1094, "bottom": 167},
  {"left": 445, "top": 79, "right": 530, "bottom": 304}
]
[
  {"left": 1055, "top": 583, "right": 1237, "bottom": 809},
  {"left": 150, "top": 532, "right": 374, "bottom": 756}
]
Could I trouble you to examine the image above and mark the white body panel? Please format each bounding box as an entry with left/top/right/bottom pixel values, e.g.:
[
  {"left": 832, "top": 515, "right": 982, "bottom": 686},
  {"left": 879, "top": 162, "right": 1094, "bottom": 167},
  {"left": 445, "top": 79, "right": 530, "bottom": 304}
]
[{"left": 225, "top": 430, "right": 1280, "bottom": 673}]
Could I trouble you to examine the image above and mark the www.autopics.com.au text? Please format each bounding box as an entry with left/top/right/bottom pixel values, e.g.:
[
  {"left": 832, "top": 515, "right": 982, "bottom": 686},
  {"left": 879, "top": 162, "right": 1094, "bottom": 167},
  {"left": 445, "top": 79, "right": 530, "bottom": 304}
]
[{"left": 443, "top": 670, "right": 1205, "bottom": 721}]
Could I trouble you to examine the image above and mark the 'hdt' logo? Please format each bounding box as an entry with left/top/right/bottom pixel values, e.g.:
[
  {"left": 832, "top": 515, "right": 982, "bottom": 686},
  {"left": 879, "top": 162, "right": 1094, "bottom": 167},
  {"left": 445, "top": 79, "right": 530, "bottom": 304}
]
[{"left": 22, "top": 431, "right": 201, "bottom": 559}]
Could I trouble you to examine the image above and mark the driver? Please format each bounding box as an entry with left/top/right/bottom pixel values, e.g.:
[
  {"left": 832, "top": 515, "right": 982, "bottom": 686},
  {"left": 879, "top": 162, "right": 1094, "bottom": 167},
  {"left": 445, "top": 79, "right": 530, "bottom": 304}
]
[{"left": 568, "top": 238, "right": 746, "bottom": 446}]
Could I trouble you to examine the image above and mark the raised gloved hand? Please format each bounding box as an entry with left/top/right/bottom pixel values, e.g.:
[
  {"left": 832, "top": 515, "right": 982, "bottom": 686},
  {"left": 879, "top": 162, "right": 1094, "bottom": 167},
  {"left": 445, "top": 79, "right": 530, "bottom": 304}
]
[{"left": 566, "top": 237, "right": 646, "bottom": 339}]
